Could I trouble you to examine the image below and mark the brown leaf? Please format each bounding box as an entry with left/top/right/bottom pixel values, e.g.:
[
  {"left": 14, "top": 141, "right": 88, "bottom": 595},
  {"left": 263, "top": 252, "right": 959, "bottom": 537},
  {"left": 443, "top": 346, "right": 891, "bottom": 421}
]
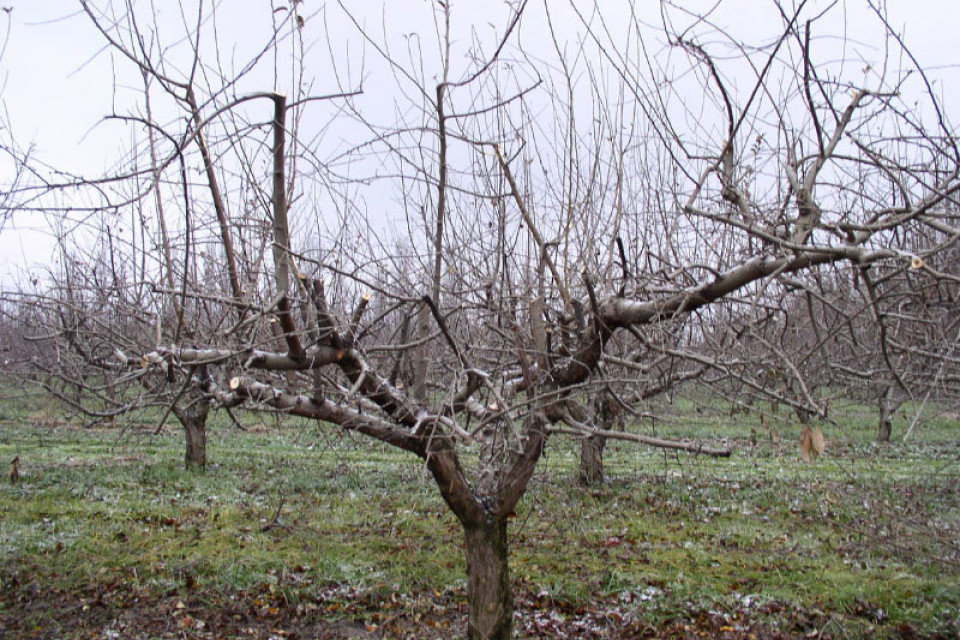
[
  {"left": 800, "top": 425, "right": 826, "bottom": 462},
  {"left": 800, "top": 426, "right": 813, "bottom": 462},
  {"left": 810, "top": 426, "right": 826, "bottom": 456}
]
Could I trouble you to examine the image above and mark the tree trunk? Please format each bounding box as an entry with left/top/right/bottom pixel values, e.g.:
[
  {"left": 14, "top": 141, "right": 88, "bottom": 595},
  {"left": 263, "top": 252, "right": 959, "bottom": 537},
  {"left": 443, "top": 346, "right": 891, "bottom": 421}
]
[
  {"left": 464, "top": 519, "right": 512, "bottom": 640},
  {"left": 877, "top": 386, "right": 902, "bottom": 443},
  {"left": 579, "top": 434, "right": 607, "bottom": 485},
  {"left": 577, "top": 392, "right": 620, "bottom": 485},
  {"left": 182, "top": 414, "right": 207, "bottom": 469},
  {"left": 173, "top": 388, "right": 211, "bottom": 470}
]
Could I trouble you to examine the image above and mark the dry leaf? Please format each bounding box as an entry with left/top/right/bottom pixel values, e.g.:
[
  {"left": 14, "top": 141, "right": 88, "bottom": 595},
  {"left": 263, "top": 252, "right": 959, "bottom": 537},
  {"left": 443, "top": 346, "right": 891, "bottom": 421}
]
[
  {"left": 810, "top": 426, "right": 826, "bottom": 456},
  {"left": 800, "top": 426, "right": 813, "bottom": 462},
  {"left": 800, "top": 425, "right": 826, "bottom": 462}
]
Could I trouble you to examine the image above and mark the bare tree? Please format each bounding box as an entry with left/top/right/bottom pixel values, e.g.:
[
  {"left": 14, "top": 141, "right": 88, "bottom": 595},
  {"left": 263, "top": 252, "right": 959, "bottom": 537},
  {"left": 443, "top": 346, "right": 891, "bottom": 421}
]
[
  {"left": 3, "top": 0, "right": 351, "bottom": 468},
  {"left": 3, "top": 2, "right": 960, "bottom": 638},
  {"left": 769, "top": 246, "right": 960, "bottom": 441}
]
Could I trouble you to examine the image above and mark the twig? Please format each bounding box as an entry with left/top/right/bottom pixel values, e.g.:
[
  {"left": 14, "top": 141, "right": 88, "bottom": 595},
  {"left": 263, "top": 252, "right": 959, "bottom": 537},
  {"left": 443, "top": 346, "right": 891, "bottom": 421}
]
[{"left": 260, "top": 495, "right": 288, "bottom": 532}]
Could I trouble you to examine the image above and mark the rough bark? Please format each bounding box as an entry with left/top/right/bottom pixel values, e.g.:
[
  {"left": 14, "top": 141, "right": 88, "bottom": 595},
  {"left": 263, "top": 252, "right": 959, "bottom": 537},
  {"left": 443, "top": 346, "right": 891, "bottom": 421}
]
[
  {"left": 878, "top": 386, "right": 902, "bottom": 443},
  {"left": 173, "top": 388, "right": 211, "bottom": 470},
  {"left": 182, "top": 414, "right": 207, "bottom": 470},
  {"left": 464, "top": 518, "right": 512, "bottom": 640},
  {"left": 419, "top": 425, "right": 514, "bottom": 639},
  {"left": 579, "top": 434, "right": 607, "bottom": 485},
  {"left": 578, "top": 392, "right": 620, "bottom": 485}
]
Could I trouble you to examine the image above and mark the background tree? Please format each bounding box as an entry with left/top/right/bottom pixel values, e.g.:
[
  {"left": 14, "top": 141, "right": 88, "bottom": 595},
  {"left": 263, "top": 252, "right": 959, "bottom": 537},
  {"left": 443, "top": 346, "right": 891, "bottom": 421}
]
[
  {"left": 1, "top": 0, "right": 352, "bottom": 468},
  {"left": 772, "top": 248, "right": 960, "bottom": 442}
]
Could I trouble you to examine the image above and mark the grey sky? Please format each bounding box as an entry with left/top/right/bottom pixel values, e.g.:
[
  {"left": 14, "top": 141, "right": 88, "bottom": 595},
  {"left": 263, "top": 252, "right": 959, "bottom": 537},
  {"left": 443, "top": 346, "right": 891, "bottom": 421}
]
[{"left": 1, "top": 0, "right": 958, "bottom": 284}]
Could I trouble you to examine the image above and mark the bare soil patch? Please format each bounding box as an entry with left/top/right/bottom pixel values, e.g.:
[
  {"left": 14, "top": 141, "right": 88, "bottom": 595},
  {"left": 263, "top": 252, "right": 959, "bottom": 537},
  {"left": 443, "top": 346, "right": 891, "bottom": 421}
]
[{"left": 3, "top": 576, "right": 941, "bottom": 640}]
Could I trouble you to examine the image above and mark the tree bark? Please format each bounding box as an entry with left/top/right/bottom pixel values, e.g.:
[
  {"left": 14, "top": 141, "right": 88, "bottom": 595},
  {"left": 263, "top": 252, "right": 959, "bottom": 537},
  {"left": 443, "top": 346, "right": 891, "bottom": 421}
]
[
  {"left": 173, "top": 389, "right": 211, "bottom": 470},
  {"left": 877, "top": 386, "right": 902, "bottom": 443},
  {"left": 578, "top": 393, "right": 620, "bottom": 485},
  {"left": 182, "top": 414, "right": 207, "bottom": 470},
  {"left": 464, "top": 518, "right": 512, "bottom": 640},
  {"left": 579, "top": 434, "right": 607, "bottom": 485}
]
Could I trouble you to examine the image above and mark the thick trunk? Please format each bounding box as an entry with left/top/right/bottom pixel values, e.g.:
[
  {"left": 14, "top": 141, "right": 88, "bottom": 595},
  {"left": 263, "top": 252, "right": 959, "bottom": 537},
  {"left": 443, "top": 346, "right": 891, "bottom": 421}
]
[
  {"left": 422, "top": 432, "right": 519, "bottom": 639},
  {"left": 578, "top": 434, "right": 607, "bottom": 485},
  {"left": 464, "top": 519, "right": 512, "bottom": 640},
  {"left": 183, "top": 415, "right": 207, "bottom": 469},
  {"left": 173, "top": 388, "right": 211, "bottom": 471}
]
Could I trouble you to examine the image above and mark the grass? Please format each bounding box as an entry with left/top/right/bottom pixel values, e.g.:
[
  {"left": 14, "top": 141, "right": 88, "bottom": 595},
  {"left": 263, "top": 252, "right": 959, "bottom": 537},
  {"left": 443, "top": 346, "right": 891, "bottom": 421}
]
[{"left": 0, "top": 395, "right": 958, "bottom": 639}]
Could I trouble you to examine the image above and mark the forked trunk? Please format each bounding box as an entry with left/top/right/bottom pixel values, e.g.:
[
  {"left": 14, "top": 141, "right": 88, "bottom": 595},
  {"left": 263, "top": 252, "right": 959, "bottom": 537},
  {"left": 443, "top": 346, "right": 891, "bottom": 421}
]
[
  {"left": 578, "top": 434, "right": 607, "bottom": 485},
  {"left": 464, "top": 518, "right": 512, "bottom": 640},
  {"left": 173, "top": 388, "right": 211, "bottom": 471}
]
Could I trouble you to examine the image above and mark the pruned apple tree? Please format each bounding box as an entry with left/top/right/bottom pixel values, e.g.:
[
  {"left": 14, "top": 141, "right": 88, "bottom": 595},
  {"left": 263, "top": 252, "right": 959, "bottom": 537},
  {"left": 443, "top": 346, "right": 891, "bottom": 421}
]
[
  {"left": 3, "top": 1, "right": 960, "bottom": 639},
  {"left": 1, "top": 0, "right": 356, "bottom": 468}
]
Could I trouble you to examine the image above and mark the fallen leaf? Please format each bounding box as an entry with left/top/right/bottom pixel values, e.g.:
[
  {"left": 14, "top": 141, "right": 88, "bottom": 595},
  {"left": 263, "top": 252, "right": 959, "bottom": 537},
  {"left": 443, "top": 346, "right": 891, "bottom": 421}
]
[
  {"left": 800, "top": 426, "right": 826, "bottom": 461},
  {"left": 811, "top": 426, "right": 826, "bottom": 456},
  {"left": 800, "top": 426, "right": 813, "bottom": 462}
]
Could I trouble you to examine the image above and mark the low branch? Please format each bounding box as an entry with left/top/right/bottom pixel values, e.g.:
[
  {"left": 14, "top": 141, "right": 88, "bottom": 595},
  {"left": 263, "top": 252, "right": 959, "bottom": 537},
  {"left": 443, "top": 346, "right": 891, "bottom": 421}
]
[
  {"left": 226, "top": 376, "right": 420, "bottom": 454},
  {"left": 548, "top": 424, "right": 732, "bottom": 457}
]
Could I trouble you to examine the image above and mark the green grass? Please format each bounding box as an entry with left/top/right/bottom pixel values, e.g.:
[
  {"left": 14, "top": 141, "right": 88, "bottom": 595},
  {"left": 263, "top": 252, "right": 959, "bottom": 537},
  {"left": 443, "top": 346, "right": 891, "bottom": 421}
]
[{"left": 0, "top": 398, "right": 958, "bottom": 638}]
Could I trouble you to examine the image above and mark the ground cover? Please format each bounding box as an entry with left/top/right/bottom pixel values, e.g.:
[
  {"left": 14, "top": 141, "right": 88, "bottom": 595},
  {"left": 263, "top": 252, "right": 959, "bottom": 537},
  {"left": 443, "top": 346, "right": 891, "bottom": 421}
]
[{"left": 0, "top": 400, "right": 957, "bottom": 639}]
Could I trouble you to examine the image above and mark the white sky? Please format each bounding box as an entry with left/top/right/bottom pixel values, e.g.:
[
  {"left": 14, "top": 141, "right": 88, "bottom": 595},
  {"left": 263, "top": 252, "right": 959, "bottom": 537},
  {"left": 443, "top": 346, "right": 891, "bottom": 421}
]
[{"left": 1, "top": 0, "right": 958, "bottom": 286}]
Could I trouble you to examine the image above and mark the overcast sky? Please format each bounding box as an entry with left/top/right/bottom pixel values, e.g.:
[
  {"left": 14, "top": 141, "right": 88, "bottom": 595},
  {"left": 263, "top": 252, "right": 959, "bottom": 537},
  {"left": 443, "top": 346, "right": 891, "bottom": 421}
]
[{"left": 1, "top": 0, "right": 958, "bottom": 285}]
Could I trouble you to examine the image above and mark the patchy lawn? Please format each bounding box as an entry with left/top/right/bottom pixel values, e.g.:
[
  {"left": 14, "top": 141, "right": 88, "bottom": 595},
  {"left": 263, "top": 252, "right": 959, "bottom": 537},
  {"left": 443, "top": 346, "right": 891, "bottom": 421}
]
[{"left": 0, "top": 399, "right": 958, "bottom": 639}]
